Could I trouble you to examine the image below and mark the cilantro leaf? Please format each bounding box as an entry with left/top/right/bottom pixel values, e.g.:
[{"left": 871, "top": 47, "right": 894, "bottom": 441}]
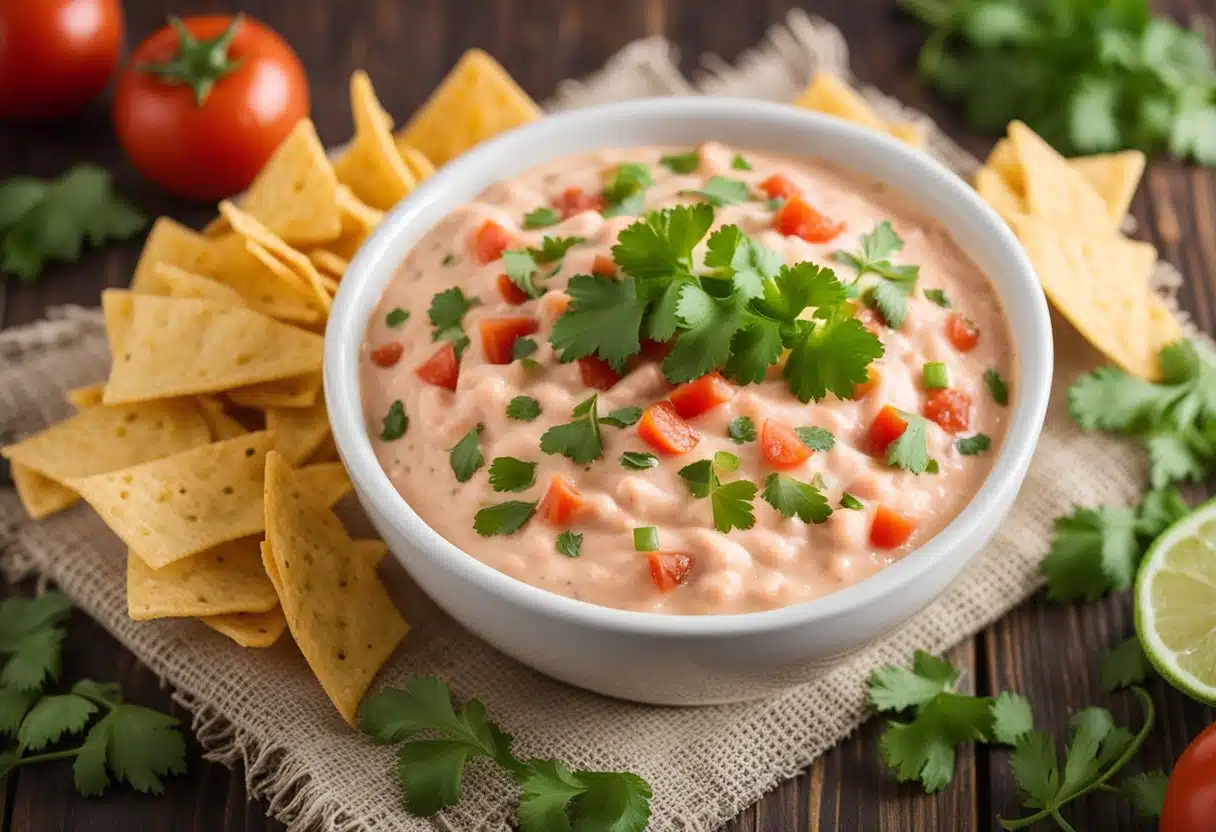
[
  {"left": 503, "top": 249, "right": 545, "bottom": 299},
  {"left": 755, "top": 262, "right": 848, "bottom": 323},
  {"left": 662, "top": 285, "right": 747, "bottom": 383},
  {"left": 923, "top": 288, "right": 951, "bottom": 308},
  {"left": 703, "top": 225, "right": 781, "bottom": 299},
  {"left": 0, "top": 593, "right": 71, "bottom": 694},
  {"left": 1123, "top": 770, "right": 1169, "bottom": 819},
  {"left": 678, "top": 456, "right": 758, "bottom": 533},
  {"left": 880, "top": 692, "right": 994, "bottom": 793},
  {"left": 840, "top": 492, "right": 864, "bottom": 510},
  {"left": 449, "top": 426, "right": 484, "bottom": 483},
  {"left": 600, "top": 407, "right": 642, "bottom": 429},
  {"left": 727, "top": 416, "right": 756, "bottom": 443},
  {"left": 380, "top": 401, "right": 408, "bottom": 441},
  {"left": 17, "top": 693, "right": 97, "bottom": 751},
  {"left": 555, "top": 532, "right": 582, "bottom": 558},
  {"left": 868, "top": 650, "right": 959, "bottom": 712},
  {"left": 1040, "top": 506, "right": 1140, "bottom": 601},
  {"left": 506, "top": 396, "right": 541, "bottom": 422},
  {"left": 550, "top": 275, "right": 646, "bottom": 372},
  {"left": 833, "top": 222, "right": 920, "bottom": 313},
  {"left": 794, "top": 426, "right": 835, "bottom": 452},
  {"left": 428, "top": 288, "right": 478, "bottom": 357},
  {"left": 985, "top": 368, "right": 1010, "bottom": 406},
  {"left": 473, "top": 501, "right": 537, "bottom": 537},
  {"left": 523, "top": 207, "right": 560, "bottom": 229},
  {"left": 956, "top": 433, "right": 991, "bottom": 455},
  {"left": 386, "top": 307, "right": 409, "bottom": 327},
  {"left": 532, "top": 236, "right": 584, "bottom": 264},
  {"left": 1067, "top": 366, "right": 1162, "bottom": 431},
  {"left": 1146, "top": 429, "right": 1212, "bottom": 487},
  {"left": 72, "top": 701, "right": 186, "bottom": 796},
  {"left": 658, "top": 151, "right": 699, "bottom": 174},
  {"left": 762, "top": 473, "right": 831, "bottom": 523},
  {"left": 784, "top": 313, "right": 884, "bottom": 403},
  {"left": 990, "top": 692, "right": 1035, "bottom": 745},
  {"left": 731, "top": 153, "right": 752, "bottom": 170},
  {"left": 611, "top": 204, "right": 713, "bottom": 281},
  {"left": 602, "top": 164, "right": 653, "bottom": 217},
  {"left": 540, "top": 395, "right": 604, "bottom": 464},
  {"left": 512, "top": 338, "right": 538, "bottom": 362},
  {"left": 518, "top": 761, "right": 652, "bottom": 832},
  {"left": 1100, "top": 636, "right": 1155, "bottom": 692},
  {"left": 1135, "top": 484, "right": 1189, "bottom": 538},
  {"left": 620, "top": 451, "right": 658, "bottom": 470},
  {"left": 0, "top": 686, "right": 38, "bottom": 737},
  {"left": 866, "top": 280, "right": 911, "bottom": 329},
  {"left": 886, "top": 413, "right": 931, "bottom": 474},
  {"left": 488, "top": 457, "right": 537, "bottom": 492},
  {"left": 723, "top": 320, "right": 785, "bottom": 385},
  {"left": 681, "top": 176, "right": 751, "bottom": 206}
]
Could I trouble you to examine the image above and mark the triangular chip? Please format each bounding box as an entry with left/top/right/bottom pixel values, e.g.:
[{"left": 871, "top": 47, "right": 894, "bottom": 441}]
[
  {"left": 294, "top": 461, "right": 353, "bottom": 508},
  {"left": 886, "top": 121, "right": 927, "bottom": 148},
  {"left": 1146, "top": 293, "right": 1184, "bottom": 360},
  {"left": 2, "top": 400, "right": 210, "bottom": 486},
  {"left": 266, "top": 396, "right": 330, "bottom": 465},
  {"left": 308, "top": 249, "right": 349, "bottom": 278},
  {"left": 219, "top": 201, "right": 331, "bottom": 312},
  {"left": 142, "top": 263, "right": 247, "bottom": 306},
  {"left": 202, "top": 234, "right": 320, "bottom": 324},
  {"left": 227, "top": 372, "right": 322, "bottom": 410},
  {"left": 195, "top": 396, "right": 250, "bottom": 441},
  {"left": 102, "top": 288, "right": 135, "bottom": 358},
  {"left": 397, "top": 50, "right": 541, "bottom": 166},
  {"left": 394, "top": 140, "right": 436, "bottom": 182},
  {"left": 975, "top": 166, "right": 1026, "bottom": 224},
  {"left": 201, "top": 607, "right": 287, "bottom": 648},
  {"left": 241, "top": 119, "right": 343, "bottom": 246},
  {"left": 1010, "top": 214, "right": 1159, "bottom": 378},
  {"left": 333, "top": 72, "right": 416, "bottom": 211},
  {"left": 336, "top": 185, "right": 384, "bottom": 231},
  {"left": 307, "top": 433, "right": 340, "bottom": 464},
  {"left": 126, "top": 538, "right": 279, "bottom": 620},
  {"left": 131, "top": 217, "right": 213, "bottom": 292},
  {"left": 263, "top": 452, "right": 407, "bottom": 724},
  {"left": 794, "top": 72, "right": 887, "bottom": 131},
  {"left": 1066, "top": 150, "right": 1146, "bottom": 225},
  {"left": 68, "top": 432, "right": 275, "bottom": 569},
  {"left": 319, "top": 274, "right": 339, "bottom": 296},
  {"left": 11, "top": 464, "right": 79, "bottom": 519},
  {"left": 985, "top": 138, "right": 1021, "bottom": 188},
  {"left": 1009, "top": 121, "right": 1116, "bottom": 236},
  {"left": 66, "top": 382, "right": 106, "bottom": 410},
  {"left": 351, "top": 538, "right": 388, "bottom": 568},
  {"left": 102, "top": 294, "right": 324, "bottom": 404}
]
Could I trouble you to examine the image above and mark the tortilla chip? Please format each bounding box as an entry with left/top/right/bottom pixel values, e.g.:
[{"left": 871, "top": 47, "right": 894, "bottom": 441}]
[
  {"left": 142, "top": 263, "right": 247, "bottom": 306},
  {"left": 263, "top": 451, "right": 407, "bottom": 724},
  {"left": 11, "top": 463, "right": 79, "bottom": 519},
  {"left": 1146, "top": 293, "right": 1184, "bottom": 360},
  {"left": 1010, "top": 214, "right": 1159, "bottom": 378},
  {"left": 102, "top": 288, "right": 135, "bottom": 357},
  {"left": 975, "top": 166, "right": 1026, "bottom": 223},
  {"left": 66, "top": 382, "right": 106, "bottom": 410},
  {"left": 131, "top": 217, "right": 213, "bottom": 292},
  {"left": 266, "top": 397, "right": 330, "bottom": 465},
  {"left": 352, "top": 538, "right": 388, "bottom": 568},
  {"left": 2, "top": 400, "right": 210, "bottom": 486},
  {"left": 102, "top": 294, "right": 324, "bottom": 404},
  {"left": 1009, "top": 121, "right": 1116, "bottom": 236},
  {"left": 332, "top": 72, "right": 415, "bottom": 211},
  {"left": 196, "top": 396, "right": 250, "bottom": 440},
  {"left": 201, "top": 607, "right": 287, "bottom": 648},
  {"left": 69, "top": 432, "right": 275, "bottom": 569},
  {"left": 219, "top": 202, "right": 331, "bottom": 312},
  {"left": 227, "top": 372, "right": 322, "bottom": 410},
  {"left": 201, "top": 234, "right": 321, "bottom": 324},
  {"left": 319, "top": 274, "right": 339, "bottom": 296},
  {"left": 1066, "top": 150, "right": 1146, "bottom": 224},
  {"left": 336, "top": 185, "right": 384, "bottom": 232},
  {"left": 259, "top": 539, "right": 282, "bottom": 596},
  {"left": 126, "top": 537, "right": 279, "bottom": 620},
  {"left": 986, "top": 138, "right": 1021, "bottom": 188},
  {"left": 308, "top": 250, "right": 349, "bottom": 278},
  {"left": 295, "top": 461, "right": 353, "bottom": 507},
  {"left": 397, "top": 49, "right": 541, "bottom": 166},
  {"left": 794, "top": 72, "right": 887, "bottom": 131},
  {"left": 241, "top": 119, "right": 343, "bottom": 247},
  {"left": 886, "top": 121, "right": 927, "bottom": 148},
  {"left": 307, "top": 433, "right": 340, "bottom": 464},
  {"left": 395, "top": 141, "right": 436, "bottom": 181}
]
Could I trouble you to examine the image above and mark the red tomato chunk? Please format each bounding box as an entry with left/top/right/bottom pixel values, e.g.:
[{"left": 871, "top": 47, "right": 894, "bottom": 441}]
[
  {"left": 479, "top": 316, "right": 539, "bottom": 365},
  {"left": 472, "top": 220, "right": 512, "bottom": 264},
  {"left": 870, "top": 505, "right": 916, "bottom": 548},
  {"left": 852, "top": 366, "right": 880, "bottom": 400},
  {"left": 868, "top": 405, "right": 908, "bottom": 454},
  {"left": 669, "top": 372, "right": 735, "bottom": 419},
  {"left": 761, "top": 420, "right": 812, "bottom": 469},
  {"left": 591, "top": 254, "right": 617, "bottom": 276},
  {"left": 369, "top": 341, "right": 404, "bottom": 368},
  {"left": 637, "top": 401, "right": 700, "bottom": 455},
  {"left": 552, "top": 186, "right": 603, "bottom": 219},
  {"left": 774, "top": 197, "right": 845, "bottom": 243},
  {"left": 648, "top": 552, "right": 693, "bottom": 593},
  {"left": 923, "top": 388, "right": 972, "bottom": 433},
  {"left": 415, "top": 341, "right": 459, "bottom": 391},
  {"left": 578, "top": 356, "right": 622, "bottom": 391},
  {"left": 497, "top": 273, "right": 529, "bottom": 305},
  {"left": 945, "top": 313, "right": 980, "bottom": 352},
  {"left": 759, "top": 173, "right": 800, "bottom": 201},
  {"left": 539, "top": 475, "right": 585, "bottom": 526}
]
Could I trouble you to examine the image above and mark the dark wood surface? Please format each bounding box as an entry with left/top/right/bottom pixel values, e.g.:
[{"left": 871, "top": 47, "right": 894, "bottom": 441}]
[{"left": 2, "top": 1, "right": 1214, "bottom": 830}]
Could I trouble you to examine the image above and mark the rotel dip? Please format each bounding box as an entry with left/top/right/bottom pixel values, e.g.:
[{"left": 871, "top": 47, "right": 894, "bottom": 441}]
[{"left": 360, "top": 143, "right": 1014, "bottom": 615}]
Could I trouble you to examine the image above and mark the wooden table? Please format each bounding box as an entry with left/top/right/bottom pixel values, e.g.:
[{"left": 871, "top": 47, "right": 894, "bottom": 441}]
[{"left": 2, "top": 1, "right": 1214, "bottom": 829}]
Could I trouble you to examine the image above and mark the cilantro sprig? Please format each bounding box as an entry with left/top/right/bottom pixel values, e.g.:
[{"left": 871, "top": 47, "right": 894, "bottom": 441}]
[
  {"left": 886, "top": 412, "right": 932, "bottom": 473},
  {"left": 428, "top": 288, "right": 479, "bottom": 358},
  {"left": 359, "top": 677, "right": 651, "bottom": 830},
  {"left": 678, "top": 451, "right": 758, "bottom": 532},
  {"left": 602, "top": 163, "right": 653, "bottom": 217},
  {"left": 503, "top": 237, "right": 585, "bottom": 299},
  {"left": 762, "top": 473, "right": 831, "bottom": 523},
  {"left": 833, "top": 221, "right": 920, "bottom": 328}
]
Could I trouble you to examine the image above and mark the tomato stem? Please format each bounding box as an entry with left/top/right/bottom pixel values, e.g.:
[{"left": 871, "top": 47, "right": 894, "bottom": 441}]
[{"left": 135, "top": 15, "right": 245, "bottom": 106}]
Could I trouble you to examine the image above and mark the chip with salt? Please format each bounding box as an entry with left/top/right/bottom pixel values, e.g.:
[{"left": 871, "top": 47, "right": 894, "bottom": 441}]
[
  {"left": 68, "top": 431, "right": 275, "bottom": 569},
  {"left": 227, "top": 372, "right": 322, "bottom": 410},
  {"left": 219, "top": 201, "right": 332, "bottom": 312},
  {"left": 102, "top": 294, "right": 324, "bottom": 404},
  {"left": 332, "top": 72, "right": 416, "bottom": 211},
  {"left": 1008, "top": 122, "right": 1118, "bottom": 236},
  {"left": 263, "top": 451, "right": 407, "bottom": 724},
  {"left": 1065, "top": 150, "right": 1146, "bottom": 225},
  {"left": 266, "top": 397, "right": 330, "bottom": 465},
  {"left": 240, "top": 119, "right": 343, "bottom": 247},
  {"left": 195, "top": 396, "right": 249, "bottom": 441},
  {"left": 126, "top": 537, "right": 279, "bottom": 620},
  {"left": 397, "top": 50, "right": 541, "bottom": 166},
  {"left": 202, "top": 607, "right": 287, "bottom": 648},
  {"left": 142, "top": 263, "right": 247, "bottom": 306},
  {"left": 66, "top": 382, "right": 106, "bottom": 410},
  {"left": 10, "top": 463, "right": 79, "bottom": 519}
]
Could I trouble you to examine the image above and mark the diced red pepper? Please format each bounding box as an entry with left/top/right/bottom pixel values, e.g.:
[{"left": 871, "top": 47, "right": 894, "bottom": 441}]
[
  {"left": 870, "top": 505, "right": 917, "bottom": 549},
  {"left": 472, "top": 220, "right": 512, "bottom": 264},
  {"left": 552, "top": 186, "right": 604, "bottom": 219},
  {"left": 759, "top": 173, "right": 800, "bottom": 201},
  {"left": 479, "top": 316, "right": 539, "bottom": 365},
  {"left": 945, "top": 313, "right": 980, "bottom": 352},
  {"left": 868, "top": 405, "right": 908, "bottom": 454},
  {"left": 415, "top": 341, "right": 459, "bottom": 391},
  {"left": 852, "top": 366, "right": 880, "bottom": 400},
  {"left": 497, "top": 273, "right": 530, "bottom": 305},
  {"left": 538, "top": 475, "right": 586, "bottom": 526},
  {"left": 369, "top": 342, "right": 404, "bottom": 368},
  {"left": 761, "top": 420, "right": 813, "bottom": 469},
  {"left": 923, "top": 388, "right": 972, "bottom": 433},
  {"left": 637, "top": 401, "right": 700, "bottom": 455},
  {"left": 774, "top": 197, "right": 845, "bottom": 243},
  {"left": 542, "top": 292, "right": 571, "bottom": 319},
  {"left": 578, "top": 356, "right": 622, "bottom": 391},
  {"left": 648, "top": 552, "right": 693, "bottom": 593},
  {"left": 669, "top": 372, "right": 736, "bottom": 419},
  {"left": 591, "top": 255, "right": 617, "bottom": 276}
]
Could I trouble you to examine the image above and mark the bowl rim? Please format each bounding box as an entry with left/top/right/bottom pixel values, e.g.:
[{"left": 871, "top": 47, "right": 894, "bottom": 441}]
[{"left": 324, "top": 96, "right": 1053, "bottom": 637}]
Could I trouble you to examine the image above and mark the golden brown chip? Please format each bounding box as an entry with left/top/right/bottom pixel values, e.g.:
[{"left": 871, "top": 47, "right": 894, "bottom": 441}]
[
  {"left": 66, "top": 382, "right": 106, "bottom": 410},
  {"left": 131, "top": 217, "right": 213, "bottom": 292},
  {"left": 306, "top": 433, "right": 340, "bottom": 464},
  {"left": 219, "top": 201, "right": 332, "bottom": 312},
  {"left": 101, "top": 294, "right": 324, "bottom": 404},
  {"left": 986, "top": 138, "right": 1021, "bottom": 187},
  {"left": 201, "top": 607, "right": 287, "bottom": 648},
  {"left": 195, "top": 396, "right": 249, "bottom": 441},
  {"left": 332, "top": 72, "right": 416, "bottom": 211},
  {"left": 126, "top": 538, "right": 279, "bottom": 620},
  {"left": 102, "top": 288, "right": 135, "bottom": 358},
  {"left": 397, "top": 49, "right": 541, "bottom": 166},
  {"left": 141, "top": 263, "right": 247, "bottom": 306},
  {"left": 395, "top": 140, "right": 436, "bottom": 182},
  {"left": 201, "top": 234, "right": 321, "bottom": 324},
  {"left": 975, "top": 166, "right": 1026, "bottom": 224},
  {"left": 227, "top": 372, "right": 322, "bottom": 410},
  {"left": 68, "top": 432, "right": 275, "bottom": 569},
  {"left": 263, "top": 451, "right": 407, "bottom": 724},
  {"left": 240, "top": 119, "right": 343, "bottom": 246},
  {"left": 1146, "top": 293, "right": 1184, "bottom": 360},
  {"left": 266, "top": 396, "right": 330, "bottom": 465},
  {"left": 1008, "top": 121, "right": 1116, "bottom": 236},
  {"left": 294, "top": 461, "right": 353, "bottom": 508},
  {"left": 1066, "top": 150, "right": 1146, "bottom": 224},
  {"left": 351, "top": 538, "right": 388, "bottom": 568},
  {"left": 308, "top": 249, "right": 349, "bottom": 278},
  {"left": 10, "top": 464, "right": 79, "bottom": 519},
  {"left": 795, "top": 71, "right": 887, "bottom": 130}
]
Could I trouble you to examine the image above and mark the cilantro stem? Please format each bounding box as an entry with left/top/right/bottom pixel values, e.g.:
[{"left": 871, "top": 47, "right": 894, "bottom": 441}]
[
  {"left": 1049, "top": 810, "right": 1077, "bottom": 832},
  {"left": 8, "top": 747, "right": 81, "bottom": 767}
]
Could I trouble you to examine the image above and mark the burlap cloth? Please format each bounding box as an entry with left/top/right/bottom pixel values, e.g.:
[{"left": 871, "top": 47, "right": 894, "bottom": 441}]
[{"left": 1, "top": 11, "right": 1186, "bottom": 832}]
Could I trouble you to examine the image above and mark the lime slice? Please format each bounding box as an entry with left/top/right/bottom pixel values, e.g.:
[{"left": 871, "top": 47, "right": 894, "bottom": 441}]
[{"left": 1135, "top": 496, "right": 1216, "bottom": 705}]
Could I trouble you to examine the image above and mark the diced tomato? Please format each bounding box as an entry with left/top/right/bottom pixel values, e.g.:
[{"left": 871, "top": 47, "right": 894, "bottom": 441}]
[
  {"left": 638, "top": 338, "right": 673, "bottom": 363},
  {"left": 538, "top": 475, "right": 585, "bottom": 526},
  {"left": 761, "top": 420, "right": 812, "bottom": 469},
  {"left": 637, "top": 401, "right": 700, "bottom": 455},
  {"left": 648, "top": 552, "right": 693, "bottom": 593},
  {"left": 923, "top": 388, "right": 972, "bottom": 433},
  {"left": 591, "top": 255, "right": 617, "bottom": 276},
  {"left": 541, "top": 292, "right": 571, "bottom": 319},
  {"left": 472, "top": 220, "right": 512, "bottom": 264},
  {"left": 868, "top": 405, "right": 908, "bottom": 454},
  {"left": 479, "top": 316, "right": 539, "bottom": 365},
  {"left": 669, "top": 372, "right": 735, "bottom": 419},
  {"left": 578, "top": 356, "right": 622, "bottom": 391},
  {"left": 369, "top": 342, "right": 404, "bottom": 368},
  {"left": 552, "top": 186, "right": 604, "bottom": 219},
  {"left": 497, "top": 273, "right": 530, "bottom": 305},
  {"left": 759, "top": 173, "right": 800, "bottom": 201},
  {"left": 415, "top": 341, "right": 459, "bottom": 391},
  {"left": 852, "top": 366, "right": 880, "bottom": 400},
  {"left": 945, "top": 313, "right": 980, "bottom": 352},
  {"left": 773, "top": 197, "right": 845, "bottom": 243},
  {"left": 870, "top": 505, "right": 917, "bottom": 549}
]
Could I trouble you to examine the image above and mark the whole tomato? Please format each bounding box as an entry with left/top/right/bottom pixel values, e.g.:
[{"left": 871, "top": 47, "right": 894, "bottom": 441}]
[
  {"left": 113, "top": 15, "right": 309, "bottom": 201},
  {"left": 0, "top": 0, "right": 124, "bottom": 120},
  {"left": 1161, "top": 722, "right": 1216, "bottom": 832}
]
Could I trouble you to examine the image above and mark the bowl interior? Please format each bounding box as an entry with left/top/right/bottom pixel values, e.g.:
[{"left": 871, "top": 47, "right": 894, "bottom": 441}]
[{"left": 324, "top": 97, "right": 1053, "bottom": 635}]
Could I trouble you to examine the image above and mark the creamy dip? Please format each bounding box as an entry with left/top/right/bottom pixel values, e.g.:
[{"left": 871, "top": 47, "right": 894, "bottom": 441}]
[{"left": 360, "top": 142, "right": 1014, "bottom": 614}]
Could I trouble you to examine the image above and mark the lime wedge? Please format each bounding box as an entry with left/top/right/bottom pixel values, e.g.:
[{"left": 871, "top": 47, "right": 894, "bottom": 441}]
[{"left": 1135, "top": 496, "right": 1216, "bottom": 705}]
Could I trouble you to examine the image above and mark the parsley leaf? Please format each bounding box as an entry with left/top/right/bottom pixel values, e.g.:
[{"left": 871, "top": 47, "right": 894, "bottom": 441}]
[
  {"left": 601, "top": 407, "right": 642, "bottom": 428},
  {"left": 620, "top": 451, "right": 658, "bottom": 470},
  {"left": 473, "top": 501, "right": 537, "bottom": 536},
  {"left": 678, "top": 454, "right": 758, "bottom": 532},
  {"left": 506, "top": 396, "right": 541, "bottom": 422},
  {"left": 550, "top": 274, "right": 646, "bottom": 372},
  {"left": 887, "top": 413, "right": 931, "bottom": 473},
  {"left": 380, "top": 401, "right": 408, "bottom": 441},
  {"left": 1123, "top": 770, "right": 1169, "bottom": 819},
  {"left": 727, "top": 416, "right": 756, "bottom": 443},
  {"left": 555, "top": 532, "right": 582, "bottom": 558},
  {"left": 522, "top": 207, "right": 560, "bottom": 229},
  {"left": 841, "top": 492, "right": 865, "bottom": 510},
  {"left": 681, "top": 176, "right": 752, "bottom": 206},
  {"left": 985, "top": 368, "right": 1010, "bottom": 406},
  {"left": 17, "top": 694, "right": 97, "bottom": 751},
  {"left": 794, "top": 426, "right": 835, "bottom": 452},
  {"left": 602, "top": 163, "right": 653, "bottom": 217},
  {"left": 428, "top": 288, "right": 479, "bottom": 357},
  {"left": 449, "top": 426, "right": 484, "bottom": 483},
  {"left": 731, "top": 153, "right": 753, "bottom": 170},
  {"left": 1040, "top": 506, "right": 1139, "bottom": 601},
  {"left": 956, "top": 433, "right": 991, "bottom": 455},
  {"left": 386, "top": 307, "right": 409, "bottom": 327},
  {"left": 923, "top": 288, "right": 951, "bottom": 308},
  {"left": 659, "top": 151, "right": 699, "bottom": 174},
  {"left": 762, "top": 473, "right": 831, "bottom": 523},
  {"left": 540, "top": 395, "right": 603, "bottom": 464},
  {"left": 0, "top": 593, "right": 72, "bottom": 694},
  {"left": 488, "top": 457, "right": 537, "bottom": 493},
  {"left": 1100, "top": 636, "right": 1155, "bottom": 693}
]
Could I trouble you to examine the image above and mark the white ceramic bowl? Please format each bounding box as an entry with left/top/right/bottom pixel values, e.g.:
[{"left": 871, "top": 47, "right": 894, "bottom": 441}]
[{"left": 325, "top": 98, "right": 1052, "bottom": 705}]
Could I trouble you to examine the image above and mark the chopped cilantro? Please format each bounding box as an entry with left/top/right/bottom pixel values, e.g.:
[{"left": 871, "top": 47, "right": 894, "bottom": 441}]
[
  {"left": 886, "top": 412, "right": 931, "bottom": 473},
  {"left": 473, "top": 501, "right": 537, "bottom": 536},
  {"left": 794, "top": 426, "right": 835, "bottom": 452},
  {"left": 680, "top": 176, "right": 751, "bottom": 207},
  {"left": 783, "top": 310, "right": 885, "bottom": 403},
  {"left": 762, "top": 473, "right": 831, "bottom": 523},
  {"left": 620, "top": 451, "right": 658, "bottom": 470},
  {"left": 488, "top": 457, "right": 536, "bottom": 493},
  {"left": 600, "top": 407, "right": 642, "bottom": 428},
  {"left": 512, "top": 337, "right": 538, "bottom": 361},
  {"left": 385, "top": 307, "right": 409, "bottom": 327},
  {"left": 984, "top": 368, "right": 1009, "bottom": 406},
  {"left": 522, "top": 207, "right": 560, "bottom": 229},
  {"left": 555, "top": 531, "right": 583, "bottom": 558},
  {"left": 550, "top": 274, "right": 647, "bottom": 372},
  {"left": 1101, "top": 636, "right": 1156, "bottom": 693},
  {"left": 678, "top": 454, "right": 757, "bottom": 533},
  {"left": 602, "top": 163, "right": 653, "bottom": 217},
  {"left": 506, "top": 396, "right": 541, "bottom": 422},
  {"left": 380, "top": 401, "right": 407, "bottom": 441},
  {"left": 503, "top": 237, "right": 584, "bottom": 300},
  {"left": 840, "top": 492, "right": 864, "bottom": 510},
  {"left": 730, "top": 153, "right": 753, "bottom": 170},
  {"left": 956, "top": 433, "right": 991, "bottom": 455},
  {"left": 441, "top": 254, "right": 455, "bottom": 266},
  {"left": 923, "top": 288, "right": 951, "bottom": 308},
  {"left": 540, "top": 395, "right": 603, "bottom": 464},
  {"left": 449, "top": 426, "right": 483, "bottom": 482},
  {"left": 727, "top": 416, "right": 756, "bottom": 443},
  {"left": 658, "top": 151, "right": 700, "bottom": 174},
  {"left": 1040, "top": 505, "right": 1140, "bottom": 600},
  {"left": 428, "top": 288, "right": 479, "bottom": 358},
  {"left": 834, "top": 222, "right": 920, "bottom": 328}
]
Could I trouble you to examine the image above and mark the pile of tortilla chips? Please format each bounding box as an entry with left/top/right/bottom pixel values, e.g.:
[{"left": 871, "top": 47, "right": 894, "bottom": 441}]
[
  {"left": 2, "top": 49, "right": 541, "bottom": 723},
  {"left": 975, "top": 122, "right": 1180, "bottom": 380}
]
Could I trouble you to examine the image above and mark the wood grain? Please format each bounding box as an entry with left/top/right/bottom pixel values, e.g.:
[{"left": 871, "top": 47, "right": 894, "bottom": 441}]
[{"left": 2, "top": 1, "right": 1214, "bottom": 830}]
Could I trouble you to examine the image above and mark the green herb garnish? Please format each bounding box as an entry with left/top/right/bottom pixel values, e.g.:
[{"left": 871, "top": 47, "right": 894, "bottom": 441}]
[
  {"left": 385, "top": 307, "right": 409, "bottom": 327},
  {"left": 886, "top": 412, "right": 931, "bottom": 473},
  {"left": 794, "top": 426, "right": 835, "bottom": 452},
  {"left": 680, "top": 176, "right": 751, "bottom": 207},
  {"left": 985, "top": 368, "right": 1010, "bottom": 406},
  {"left": 522, "top": 207, "right": 561, "bottom": 229},
  {"left": 678, "top": 451, "right": 758, "bottom": 533},
  {"left": 380, "top": 401, "right": 408, "bottom": 441},
  {"left": 659, "top": 151, "right": 700, "bottom": 174},
  {"left": 427, "top": 288, "right": 479, "bottom": 358},
  {"left": 762, "top": 473, "right": 831, "bottom": 523},
  {"left": 731, "top": 153, "right": 753, "bottom": 170},
  {"left": 833, "top": 221, "right": 920, "bottom": 329},
  {"left": 923, "top": 288, "right": 951, "bottom": 308},
  {"left": 601, "top": 163, "right": 653, "bottom": 217},
  {"left": 488, "top": 457, "right": 537, "bottom": 492},
  {"left": 840, "top": 492, "right": 865, "bottom": 510},
  {"left": 727, "top": 416, "right": 757, "bottom": 443},
  {"left": 620, "top": 451, "right": 659, "bottom": 470},
  {"left": 555, "top": 531, "right": 583, "bottom": 558},
  {"left": 506, "top": 396, "right": 541, "bottom": 422},
  {"left": 540, "top": 395, "right": 603, "bottom": 464},
  {"left": 473, "top": 501, "right": 537, "bottom": 536},
  {"left": 956, "top": 433, "right": 991, "bottom": 455},
  {"left": 449, "top": 425, "right": 483, "bottom": 482}
]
